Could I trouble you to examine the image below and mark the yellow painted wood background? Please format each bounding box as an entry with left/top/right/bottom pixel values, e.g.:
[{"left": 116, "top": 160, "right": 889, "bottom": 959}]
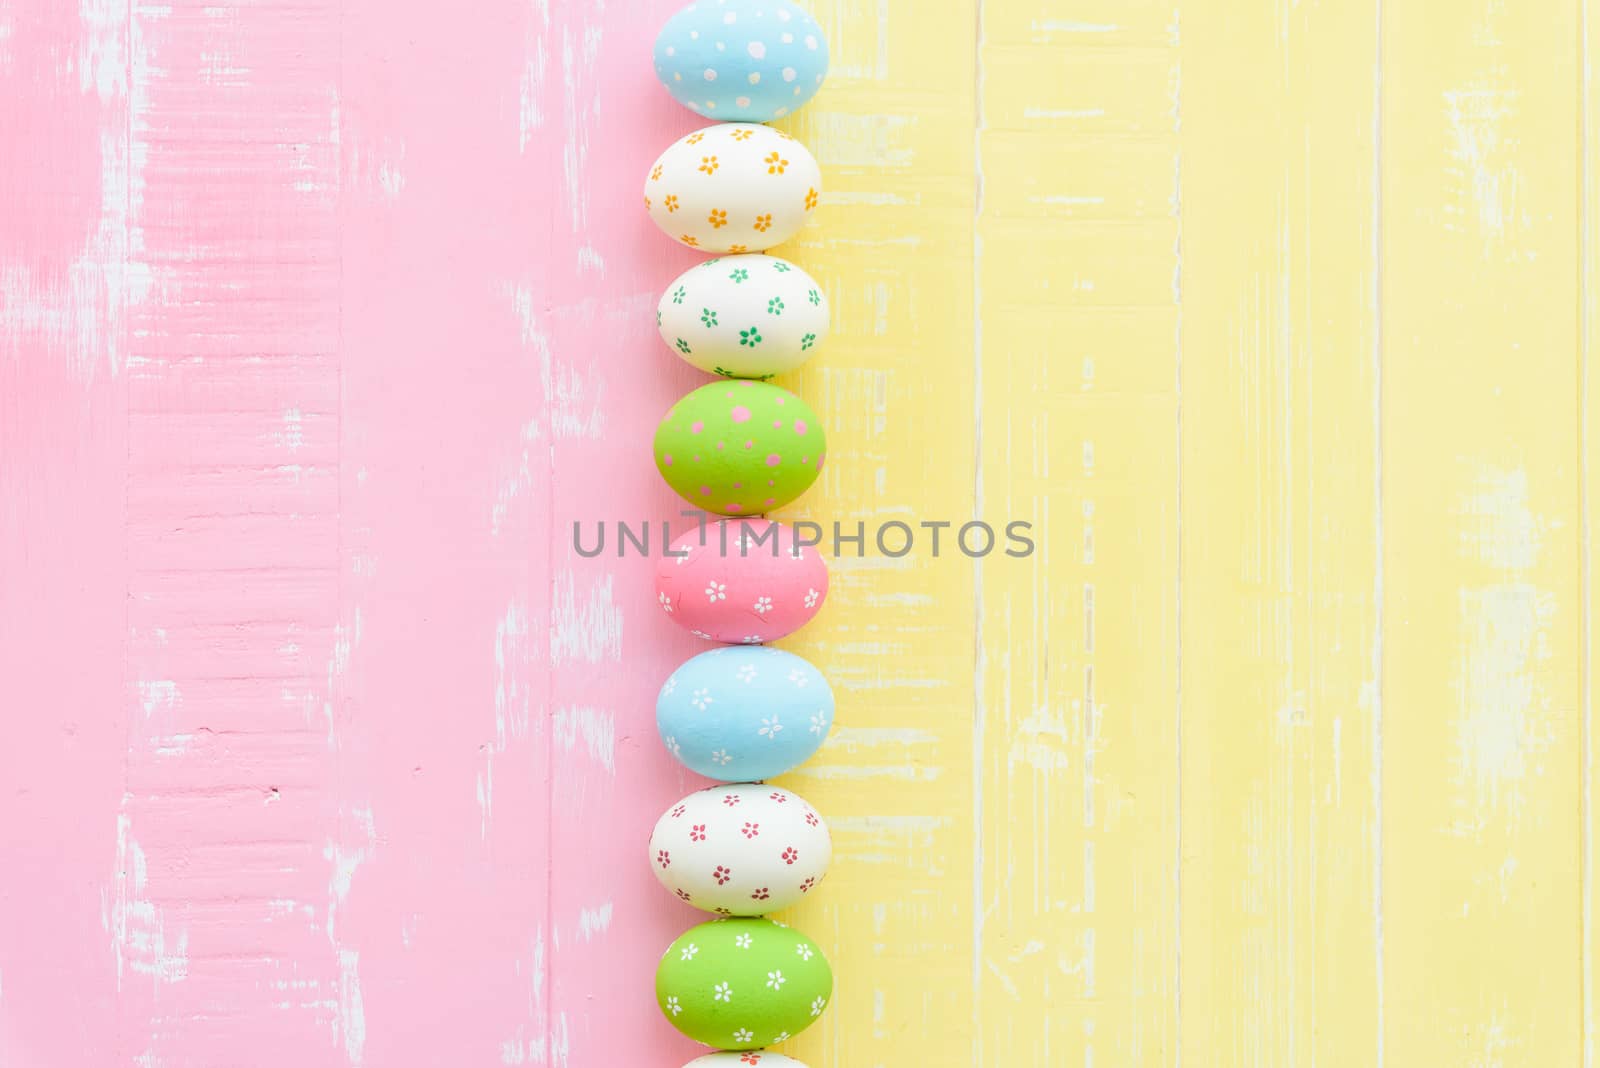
[{"left": 776, "top": 0, "right": 1599, "bottom": 1064}]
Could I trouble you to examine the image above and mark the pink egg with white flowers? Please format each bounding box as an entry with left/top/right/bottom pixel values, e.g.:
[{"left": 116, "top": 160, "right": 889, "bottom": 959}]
[{"left": 656, "top": 519, "right": 828, "bottom": 645}]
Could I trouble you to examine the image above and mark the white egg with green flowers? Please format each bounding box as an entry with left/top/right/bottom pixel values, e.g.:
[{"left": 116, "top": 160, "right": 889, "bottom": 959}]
[{"left": 659, "top": 254, "right": 828, "bottom": 379}]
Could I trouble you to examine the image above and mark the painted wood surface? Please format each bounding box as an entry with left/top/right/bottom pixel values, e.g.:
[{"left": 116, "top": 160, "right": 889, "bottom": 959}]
[{"left": 1, "top": 1, "right": 1597, "bottom": 1065}]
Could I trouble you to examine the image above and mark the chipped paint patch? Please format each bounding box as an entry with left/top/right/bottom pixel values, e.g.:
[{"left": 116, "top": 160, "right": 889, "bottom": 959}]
[
  {"left": 552, "top": 706, "right": 615, "bottom": 773},
  {"left": 1449, "top": 466, "right": 1559, "bottom": 824},
  {"left": 378, "top": 154, "right": 406, "bottom": 199},
  {"left": 574, "top": 902, "right": 612, "bottom": 942},
  {"left": 1032, "top": 20, "right": 1119, "bottom": 34},
  {"left": 0, "top": 122, "right": 151, "bottom": 378},
  {"left": 804, "top": 112, "right": 915, "bottom": 168},
  {"left": 79, "top": 0, "right": 128, "bottom": 100},
  {"left": 549, "top": 571, "right": 622, "bottom": 665},
  {"left": 548, "top": 1011, "right": 570, "bottom": 1068},
  {"left": 338, "top": 948, "right": 365, "bottom": 1063},
  {"left": 151, "top": 732, "right": 195, "bottom": 757},
  {"left": 575, "top": 245, "right": 605, "bottom": 275},
  {"left": 519, "top": 44, "right": 548, "bottom": 149},
  {"left": 0, "top": 2, "right": 154, "bottom": 377},
  {"left": 496, "top": 603, "right": 534, "bottom": 746},
  {"left": 1443, "top": 84, "right": 1520, "bottom": 243},
  {"left": 137, "top": 679, "right": 180, "bottom": 720},
  {"left": 1008, "top": 703, "right": 1073, "bottom": 772},
  {"left": 1452, "top": 583, "right": 1557, "bottom": 825},
  {"left": 499, "top": 931, "right": 548, "bottom": 1065},
  {"left": 491, "top": 420, "right": 542, "bottom": 535},
  {"left": 1458, "top": 467, "right": 1546, "bottom": 570},
  {"left": 481, "top": 602, "right": 534, "bottom": 834},
  {"left": 109, "top": 813, "right": 189, "bottom": 990},
  {"left": 507, "top": 283, "right": 604, "bottom": 438},
  {"left": 277, "top": 409, "right": 305, "bottom": 452},
  {"left": 324, "top": 805, "right": 376, "bottom": 940},
  {"left": 324, "top": 608, "right": 363, "bottom": 736},
  {"left": 827, "top": 814, "right": 952, "bottom": 867},
  {"left": 558, "top": 25, "right": 602, "bottom": 233}
]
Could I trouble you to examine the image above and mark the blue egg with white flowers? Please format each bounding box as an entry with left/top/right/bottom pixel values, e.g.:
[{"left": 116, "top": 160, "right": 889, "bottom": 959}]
[
  {"left": 653, "top": 0, "right": 830, "bottom": 123},
  {"left": 658, "top": 646, "right": 834, "bottom": 782}
]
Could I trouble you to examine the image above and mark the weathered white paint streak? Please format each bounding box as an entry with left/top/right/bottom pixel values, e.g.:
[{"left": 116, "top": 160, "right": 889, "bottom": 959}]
[
  {"left": 552, "top": 706, "right": 616, "bottom": 773},
  {"left": 558, "top": 25, "right": 601, "bottom": 233},
  {"left": 1460, "top": 468, "right": 1546, "bottom": 571},
  {"left": 520, "top": 48, "right": 548, "bottom": 149},
  {"left": 499, "top": 931, "right": 549, "bottom": 1066},
  {"left": 549, "top": 571, "right": 623, "bottom": 666},
  {"left": 496, "top": 602, "right": 534, "bottom": 748},
  {"left": 1454, "top": 584, "right": 1556, "bottom": 824},
  {"left": 323, "top": 806, "right": 375, "bottom": 939},
  {"left": 79, "top": 0, "right": 127, "bottom": 100},
  {"left": 507, "top": 284, "right": 606, "bottom": 439},
  {"left": 137, "top": 679, "right": 180, "bottom": 720},
  {"left": 1451, "top": 467, "right": 1559, "bottom": 824},
  {"left": 109, "top": 814, "right": 189, "bottom": 990},
  {"left": 338, "top": 949, "right": 366, "bottom": 1063},
  {"left": 1033, "top": 20, "right": 1119, "bottom": 34},
  {"left": 575, "top": 902, "right": 613, "bottom": 942},
  {"left": 1443, "top": 85, "right": 1519, "bottom": 242}
]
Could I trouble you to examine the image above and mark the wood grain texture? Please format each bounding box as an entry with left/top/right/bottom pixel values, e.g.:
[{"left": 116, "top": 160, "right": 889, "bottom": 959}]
[
  {"left": 978, "top": 4, "right": 1180, "bottom": 1066},
  {"left": 0, "top": 3, "right": 133, "bottom": 1063},
  {"left": 1588, "top": 2, "right": 1600, "bottom": 1061},
  {"left": 4, "top": 0, "right": 1600, "bottom": 1066},
  {"left": 1179, "top": 2, "right": 1383, "bottom": 1064},
  {"left": 1383, "top": 1, "right": 1584, "bottom": 1063}
]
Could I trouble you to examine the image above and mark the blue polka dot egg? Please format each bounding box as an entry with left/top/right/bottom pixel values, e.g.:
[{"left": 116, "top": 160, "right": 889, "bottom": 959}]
[
  {"left": 653, "top": 0, "right": 830, "bottom": 123},
  {"left": 657, "top": 646, "right": 834, "bottom": 782}
]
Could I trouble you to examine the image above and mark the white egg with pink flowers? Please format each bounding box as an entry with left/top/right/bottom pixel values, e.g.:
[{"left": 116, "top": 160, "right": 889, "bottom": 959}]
[
  {"left": 649, "top": 783, "right": 831, "bottom": 916},
  {"left": 682, "top": 1054, "right": 809, "bottom": 1068}
]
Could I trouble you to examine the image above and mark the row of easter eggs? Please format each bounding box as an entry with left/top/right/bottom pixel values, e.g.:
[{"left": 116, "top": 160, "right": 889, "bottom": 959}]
[
  {"left": 644, "top": 44, "right": 830, "bottom": 516},
  {"left": 643, "top": 146, "right": 832, "bottom": 511},
  {"left": 648, "top": 2, "right": 836, "bottom": 1061},
  {"left": 652, "top": 522, "right": 836, "bottom": 912},
  {"left": 649, "top": 664, "right": 838, "bottom": 1054}
]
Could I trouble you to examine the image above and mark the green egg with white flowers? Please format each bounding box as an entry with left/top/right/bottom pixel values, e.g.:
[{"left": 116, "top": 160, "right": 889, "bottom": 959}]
[{"left": 656, "top": 918, "right": 832, "bottom": 1050}]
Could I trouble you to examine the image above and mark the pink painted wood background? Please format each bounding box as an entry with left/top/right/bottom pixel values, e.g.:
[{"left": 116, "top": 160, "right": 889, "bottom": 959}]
[{"left": 0, "top": 1, "right": 720, "bottom": 1062}]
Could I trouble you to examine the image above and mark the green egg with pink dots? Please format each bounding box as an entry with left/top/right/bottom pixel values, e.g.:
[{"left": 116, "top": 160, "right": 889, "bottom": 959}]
[
  {"left": 654, "top": 381, "right": 825, "bottom": 516},
  {"left": 656, "top": 918, "right": 833, "bottom": 1050}
]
